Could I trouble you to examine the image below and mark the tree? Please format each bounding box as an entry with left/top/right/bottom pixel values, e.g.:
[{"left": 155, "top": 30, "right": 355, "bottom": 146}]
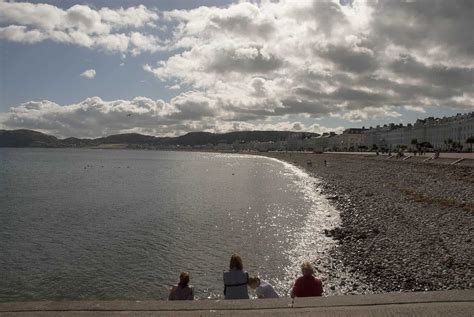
[
  {"left": 419, "top": 141, "right": 433, "bottom": 149},
  {"left": 466, "top": 136, "right": 474, "bottom": 152},
  {"left": 447, "top": 138, "right": 454, "bottom": 151},
  {"left": 411, "top": 138, "right": 418, "bottom": 152},
  {"left": 450, "top": 141, "right": 462, "bottom": 152}
]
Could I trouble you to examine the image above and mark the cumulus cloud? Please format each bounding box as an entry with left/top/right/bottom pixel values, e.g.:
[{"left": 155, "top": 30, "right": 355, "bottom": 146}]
[
  {"left": 80, "top": 69, "right": 96, "bottom": 79},
  {"left": 142, "top": 0, "right": 473, "bottom": 128},
  {"left": 1, "top": 0, "right": 473, "bottom": 137},
  {"left": 1, "top": 97, "right": 173, "bottom": 137},
  {"left": 0, "top": 1, "right": 162, "bottom": 54},
  {"left": 0, "top": 25, "right": 46, "bottom": 43},
  {"left": 0, "top": 97, "right": 338, "bottom": 138}
]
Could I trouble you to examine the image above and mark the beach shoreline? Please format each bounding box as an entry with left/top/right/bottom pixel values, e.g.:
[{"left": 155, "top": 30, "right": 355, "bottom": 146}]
[{"left": 259, "top": 152, "right": 473, "bottom": 294}]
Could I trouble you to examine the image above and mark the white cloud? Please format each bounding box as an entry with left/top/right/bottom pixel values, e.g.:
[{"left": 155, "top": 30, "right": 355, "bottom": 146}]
[
  {"left": 1, "top": 0, "right": 473, "bottom": 137},
  {"left": 0, "top": 96, "right": 342, "bottom": 138},
  {"left": 167, "top": 84, "right": 181, "bottom": 90},
  {"left": 0, "top": 0, "right": 162, "bottom": 54},
  {"left": 80, "top": 69, "right": 96, "bottom": 79},
  {"left": 1, "top": 97, "right": 172, "bottom": 137},
  {"left": 404, "top": 105, "right": 426, "bottom": 113},
  {"left": 0, "top": 25, "right": 46, "bottom": 43},
  {"left": 99, "top": 5, "right": 158, "bottom": 29}
]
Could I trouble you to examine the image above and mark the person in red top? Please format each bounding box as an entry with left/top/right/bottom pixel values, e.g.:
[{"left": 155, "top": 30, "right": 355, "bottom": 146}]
[{"left": 290, "top": 261, "right": 323, "bottom": 298}]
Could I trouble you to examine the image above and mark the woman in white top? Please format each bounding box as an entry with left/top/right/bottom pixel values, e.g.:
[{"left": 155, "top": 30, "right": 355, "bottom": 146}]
[
  {"left": 223, "top": 254, "right": 249, "bottom": 299},
  {"left": 248, "top": 276, "right": 279, "bottom": 299}
]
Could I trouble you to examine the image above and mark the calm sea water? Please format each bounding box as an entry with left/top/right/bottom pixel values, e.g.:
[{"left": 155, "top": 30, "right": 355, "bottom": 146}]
[{"left": 0, "top": 148, "right": 340, "bottom": 302}]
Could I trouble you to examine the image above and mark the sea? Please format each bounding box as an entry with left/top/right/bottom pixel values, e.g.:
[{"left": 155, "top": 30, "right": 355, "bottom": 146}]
[{"left": 0, "top": 148, "right": 340, "bottom": 302}]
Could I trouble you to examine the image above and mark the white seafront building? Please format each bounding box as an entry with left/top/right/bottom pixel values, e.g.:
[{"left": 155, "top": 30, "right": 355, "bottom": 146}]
[
  {"left": 307, "top": 112, "right": 474, "bottom": 151},
  {"left": 363, "top": 112, "right": 474, "bottom": 150},
  {"left": 299, "top": 129, "right": 368, "bottom": 152},
  {"left": 332, "top": 128, "right": 368, "bottom": 151}
]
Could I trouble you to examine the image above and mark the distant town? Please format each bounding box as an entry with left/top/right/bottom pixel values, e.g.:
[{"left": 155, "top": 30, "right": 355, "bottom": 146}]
[
  {"left": 222, "top": 111, "right": 474, "bottom": 153},
  {"left": 299, "top": 111, "right": 474, "bottom": 153},
  {"left": 1, "top": 112, "right": 473, "bottom": 152}
]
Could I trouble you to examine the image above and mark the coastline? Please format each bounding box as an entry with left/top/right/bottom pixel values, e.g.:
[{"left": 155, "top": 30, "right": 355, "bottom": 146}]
[
  {"left": 1, "top": 148, "right": 472, "bottom": 300},
  {"left": 259, "top": 152, "right": 473, "bottom": 293}
]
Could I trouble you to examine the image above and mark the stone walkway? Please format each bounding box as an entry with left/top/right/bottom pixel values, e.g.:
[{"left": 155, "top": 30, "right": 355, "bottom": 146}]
[{"left": 1, "top": 290, "right": 472, "bottom": 316}]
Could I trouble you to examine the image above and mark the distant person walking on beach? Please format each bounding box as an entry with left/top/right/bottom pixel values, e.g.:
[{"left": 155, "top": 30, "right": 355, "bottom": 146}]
[
  {"left": 223, "top": 254, "right": 249, "bottom": 299},
  {"left": 290, "top": 261, "right": 323, "bottom": 298},
  {"left": 248, "top": 276, "right": 279, "bottom": 299},
  {"left": 168, "top": 272, "right": 194, "bottom": 300}
]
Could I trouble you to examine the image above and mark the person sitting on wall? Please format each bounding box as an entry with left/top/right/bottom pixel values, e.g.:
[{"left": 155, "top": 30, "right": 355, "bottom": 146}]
[
  {"left": 248, "top": 276, "right": 279, "bottom": 299},
  {"left": 223, "top": 254, "right": 249, "bottom": 299},
  {"left": 169, "top": 272, "right": 194, "bottom": 300},
  {"left": 290, "top": 261, "right": 323, "bottom": 298}
]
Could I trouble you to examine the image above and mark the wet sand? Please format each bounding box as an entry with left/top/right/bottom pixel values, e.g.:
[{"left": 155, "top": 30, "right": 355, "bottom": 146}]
[{"left": 260, "top": 152, "right": 474, "bottom": 294}]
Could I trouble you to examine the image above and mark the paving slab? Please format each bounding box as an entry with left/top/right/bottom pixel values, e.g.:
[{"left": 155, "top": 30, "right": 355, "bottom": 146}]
[
  {"left": 293, "top": 289, "right": 474, "bottom": 308},
  {"left": 0, "top": 298, "right": 292, "bottom": 313}
]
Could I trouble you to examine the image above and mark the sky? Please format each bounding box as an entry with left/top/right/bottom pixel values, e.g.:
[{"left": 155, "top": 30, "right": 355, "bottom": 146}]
[{"left": 0, "top": 0, "right": 473, "bottom": 138}]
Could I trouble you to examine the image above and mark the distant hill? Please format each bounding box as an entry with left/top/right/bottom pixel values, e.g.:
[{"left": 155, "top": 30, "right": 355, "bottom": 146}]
[
  {"left": 0, "top": 129, "right": 62, "bottom": 147},
  {"left": 61, "top": 137, "right": 94, "bottom": 147},
  {"left": 95, "top": 133, "right": 160, "bottom": 145},
  {"left": 172, "top": 131, "right": 315, "bottom": 146},
  {"left": 0, "top": 129, "right": 319, "bottom": 148}
]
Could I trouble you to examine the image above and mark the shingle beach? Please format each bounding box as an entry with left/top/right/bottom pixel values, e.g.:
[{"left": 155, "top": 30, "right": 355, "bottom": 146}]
[{"left": 262, "top": 152, "right": 474, "bottom": 294}]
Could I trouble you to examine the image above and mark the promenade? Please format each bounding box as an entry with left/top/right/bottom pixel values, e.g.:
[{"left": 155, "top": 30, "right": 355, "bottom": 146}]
[
  {"left": 325, "top": 151, "right": 474, "bottom": 159},
  {"left": 0, "top": 290, "right": 472, "bottom": 316},
  {"left": 315, "top": 151, "right": 474, "bottom": 166}
]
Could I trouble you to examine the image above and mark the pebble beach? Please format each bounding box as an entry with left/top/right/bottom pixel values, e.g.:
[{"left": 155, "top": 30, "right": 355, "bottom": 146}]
[{"left": 262, "top": 152, "right": 474, "bottom": 294}]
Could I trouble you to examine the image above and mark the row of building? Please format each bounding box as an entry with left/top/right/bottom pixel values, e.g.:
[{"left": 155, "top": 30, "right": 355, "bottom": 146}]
[{"left": 305, "top": 112, "right": 474, "bottom": 152}]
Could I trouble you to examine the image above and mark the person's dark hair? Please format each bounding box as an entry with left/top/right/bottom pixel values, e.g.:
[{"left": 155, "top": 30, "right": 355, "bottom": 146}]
[
  {"left": 178, "top": 272, "right": 190, "bottom": 287},
  {"left": 229, "top": 254, "right": 243, "bottom": 271}
]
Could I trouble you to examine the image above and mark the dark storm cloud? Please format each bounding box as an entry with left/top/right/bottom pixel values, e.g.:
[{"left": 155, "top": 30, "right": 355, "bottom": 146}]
[
  {"left": 390, "top": 54, "right": 474, "bottom": 88},
  {"left": 209, "top": 14, "right": 275, "bottom": 39},
  {"left": 355, "top": 75, "right": 462, "bottom": 101},
  {"left": 169, "top": 98, "right": 216, "bottom": 120},
  {"left": 321, "top": 45, "right": 378, "bottom": 73},
  {"left": 277, "top": 98, "right": 331, "bottom": 116},
  {"left": 311, "top": 0, "right": 348, "bottom": 35},
  {"left": 207, "top": 46, "right": 283, "bottom": 74},
  {"left": 372, "top": 0, "right": 474, "bottom": 57},
  {"left": 330, "top": 88, "right": 388, "bottom": 103}
]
